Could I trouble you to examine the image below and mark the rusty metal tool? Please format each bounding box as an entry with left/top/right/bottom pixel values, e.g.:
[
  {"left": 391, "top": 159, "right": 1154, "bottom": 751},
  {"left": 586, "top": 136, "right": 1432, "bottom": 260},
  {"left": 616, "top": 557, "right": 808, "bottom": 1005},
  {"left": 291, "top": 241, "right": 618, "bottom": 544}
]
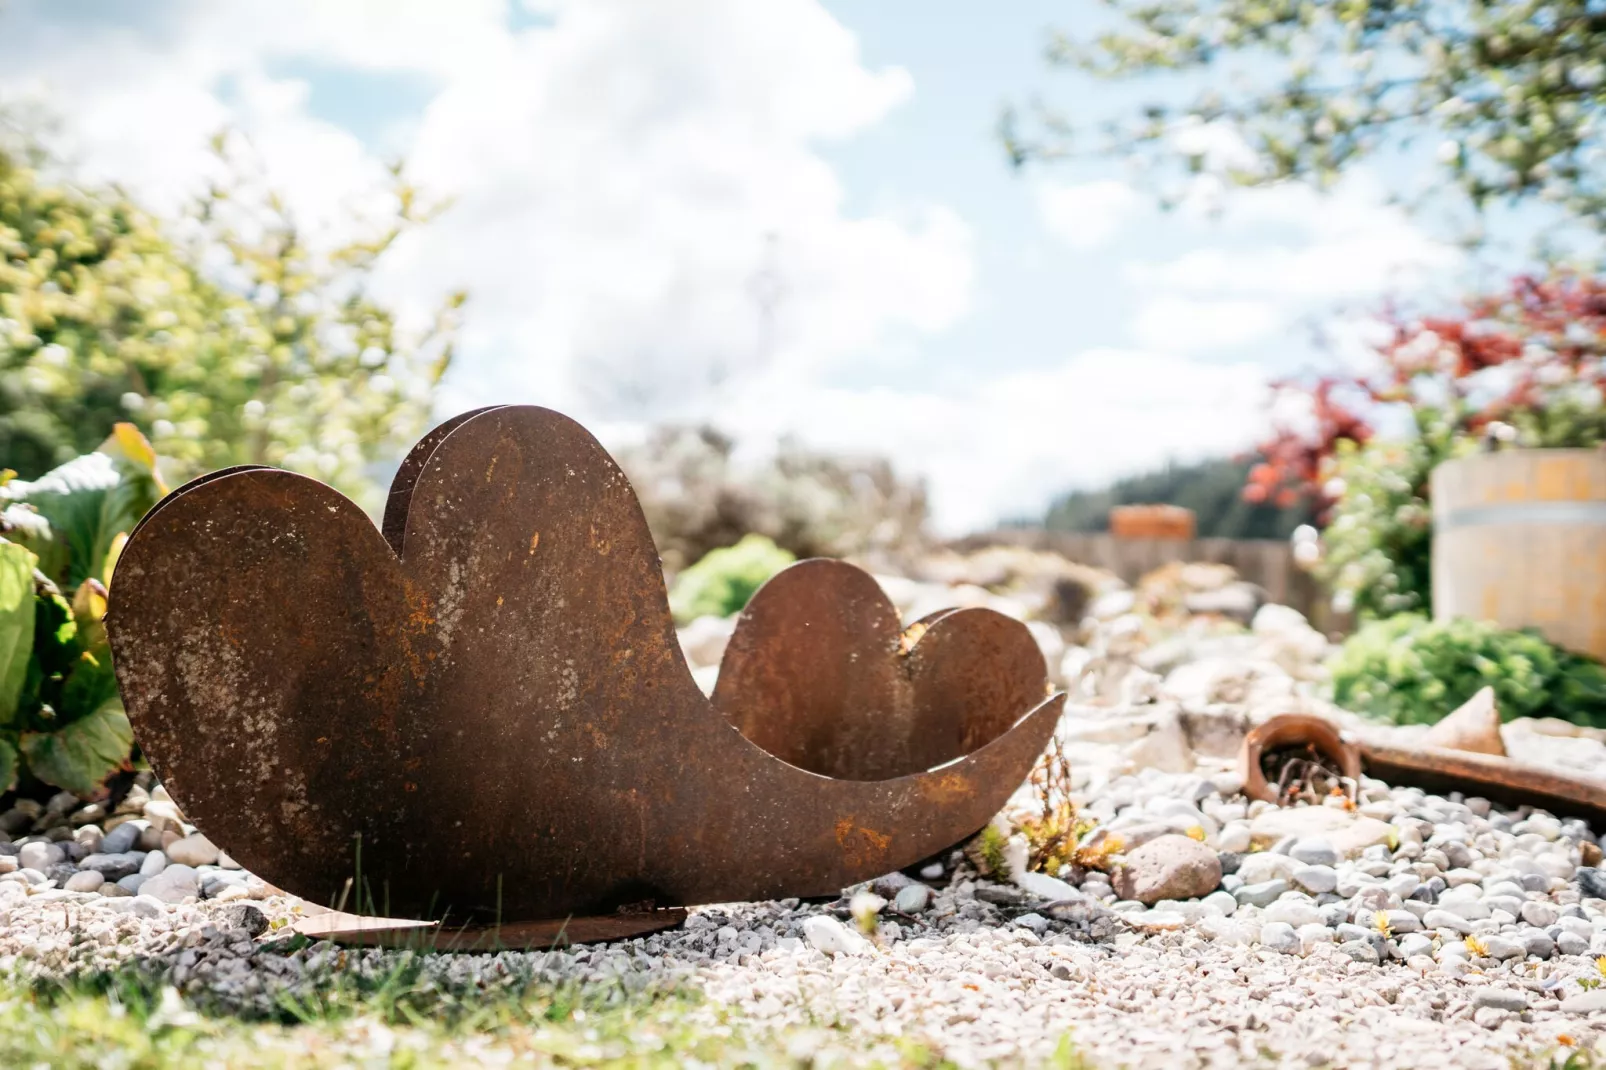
[{"left": 107, "top": 406, "right": 1063, "bottom": 943}]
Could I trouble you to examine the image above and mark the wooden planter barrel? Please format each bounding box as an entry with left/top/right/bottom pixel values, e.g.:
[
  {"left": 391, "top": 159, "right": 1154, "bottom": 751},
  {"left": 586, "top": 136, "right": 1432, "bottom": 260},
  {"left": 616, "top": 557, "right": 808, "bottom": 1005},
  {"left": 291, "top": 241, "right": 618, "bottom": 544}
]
[{"left": 1431, "top": 448, "right": 1606, "bottom": 660}]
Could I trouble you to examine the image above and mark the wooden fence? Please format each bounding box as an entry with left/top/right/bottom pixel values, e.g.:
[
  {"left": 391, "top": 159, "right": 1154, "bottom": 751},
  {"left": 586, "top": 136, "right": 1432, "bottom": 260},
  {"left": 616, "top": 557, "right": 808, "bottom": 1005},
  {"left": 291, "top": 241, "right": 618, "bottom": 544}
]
[{"left": 950, "top": 529, "right": 1350, "bottom": 637}]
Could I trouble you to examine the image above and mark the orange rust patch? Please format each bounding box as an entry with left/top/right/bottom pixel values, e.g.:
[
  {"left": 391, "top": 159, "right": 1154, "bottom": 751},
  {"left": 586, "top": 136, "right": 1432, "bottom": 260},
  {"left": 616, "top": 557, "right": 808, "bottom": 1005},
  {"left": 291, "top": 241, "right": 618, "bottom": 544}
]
[
  {"left": 834, "top": 818, "right": 893, "bottom": 868},
  {"left": 918, "top": 772, "right": 973, "bottom": 805},
  {"left": 528, "top": 532, "right": 540, "bottom": 555}
]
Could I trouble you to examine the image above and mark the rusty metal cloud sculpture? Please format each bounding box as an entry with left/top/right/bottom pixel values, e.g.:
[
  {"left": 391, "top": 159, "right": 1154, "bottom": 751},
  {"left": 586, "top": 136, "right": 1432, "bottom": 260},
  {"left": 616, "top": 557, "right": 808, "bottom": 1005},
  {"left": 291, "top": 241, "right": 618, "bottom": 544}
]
[{"left": 106, "top": 406, "right": 1062, "bottom": 942}]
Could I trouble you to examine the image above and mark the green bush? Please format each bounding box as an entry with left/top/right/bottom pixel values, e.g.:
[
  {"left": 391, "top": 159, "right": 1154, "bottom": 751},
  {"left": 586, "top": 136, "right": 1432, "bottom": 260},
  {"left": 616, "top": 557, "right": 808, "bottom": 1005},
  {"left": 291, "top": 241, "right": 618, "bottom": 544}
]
[
  {"left": 0, "top": 423, "right": 164, "bottom": 795},
  {"left": 668, "top": 534, "right": 796, "bottom": 624},
  {"left": 1, "top": 130, "right": 461, "bottom": 512},
  {"left": 1329, "top": 613, "right": 1606, "bottom": 727},
  {"left": 1315, "top": 421, "right": 1472, "bottom": 620}
]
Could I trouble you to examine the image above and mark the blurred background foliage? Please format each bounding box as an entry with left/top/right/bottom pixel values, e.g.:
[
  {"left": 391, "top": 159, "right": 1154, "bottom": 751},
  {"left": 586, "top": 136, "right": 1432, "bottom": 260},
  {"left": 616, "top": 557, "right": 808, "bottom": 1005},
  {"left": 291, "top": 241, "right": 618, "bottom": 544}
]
[
  {"left": 1040, "top": 455, "right": 1315, "bottom": 539},
  {"left": 1006, "top": 0, "right": 1606, "bottom": 238},
  {"left": 0, "top": 122, "right": 464, "bottom": 514},
  {"left": 615, "top": 424, "right": 932, "bottom": 576}
]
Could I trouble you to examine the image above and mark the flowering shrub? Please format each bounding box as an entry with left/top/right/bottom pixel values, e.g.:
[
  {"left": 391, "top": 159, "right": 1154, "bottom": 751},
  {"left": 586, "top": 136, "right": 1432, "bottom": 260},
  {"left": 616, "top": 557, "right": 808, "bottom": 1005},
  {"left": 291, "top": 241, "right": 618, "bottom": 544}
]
[{"left": 1250, "top": 273, "right": 1606, "bottom": 618}]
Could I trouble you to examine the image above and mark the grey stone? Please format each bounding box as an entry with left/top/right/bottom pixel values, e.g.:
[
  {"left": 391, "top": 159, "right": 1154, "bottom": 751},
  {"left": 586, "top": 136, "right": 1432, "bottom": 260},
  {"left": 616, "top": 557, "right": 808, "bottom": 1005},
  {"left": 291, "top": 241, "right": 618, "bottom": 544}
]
[
  {"left": 1422, "top": 909, "right": 1474, "bottom": 934},
  {"left": 1484, "top": 894, "right": 1524, "bottom": 918},
  {"left": 1337, "top": 941, "right": 1379, "bottom": 964},
  {"left": 63, "top": 870, "right": 104, "bottom": 893},
  {"left": 1481, "top": 935, "right": 1524, "bottom": 961},
  {"left": 1233, "top": 880, "right": 1288, "bottom": 908},
  {"left": 17, "top": 842, "right": 62, "bottom": 871},
  {"left": 1014, "top": 912, "right": 1049, "bottom": 935},
  {"left": 1518, "top": 928, "right": 1555, "bottom": 959},
  {"left": 1263, "top": 899, "right": 1323, "bottom": 928},
  {"left": 1288, "top": 838, "right": 1339, "bottom": 867},
  {"left": 1236, "top": 852, "right": 1296, "bottom": 885},
  {"left": 77, "top": 853, "right": 140, "bottom": 881},
  {"left": 1559, "top": 931, "right": 1591, "bottom": 956},
  {"left": 1521, "top": 900, "right": 1560, "bottom": 928},
  {"left": 1259, "top": 921, "right": 1299, "bottom": 954},
  {"left": 1577, "top": 867, "right": 1606, "bottom": 899},
  {"left": 115, "top": 874, "right": 146, "bottom": 894},
  {"left": 1470, "top": 988, "right": 1529, "bottom": 1013},
  {"left": 1384, "top": 910, "right": 1422, "bottom": 934},
  {"left": 1290, "top": 865, "right": 1338, "bottom": 895},
  {"left": 1397, "top": 933, "right": 1433, "bottom": 958},
  {"left": 894, "top": 884, "right": 930, "bottom": 914},
  {"left": 101, "top": 822, "right": 142, "bottom": 855},
  {"left": 138, "top": 863, "right": 197, "bottom": 904}
]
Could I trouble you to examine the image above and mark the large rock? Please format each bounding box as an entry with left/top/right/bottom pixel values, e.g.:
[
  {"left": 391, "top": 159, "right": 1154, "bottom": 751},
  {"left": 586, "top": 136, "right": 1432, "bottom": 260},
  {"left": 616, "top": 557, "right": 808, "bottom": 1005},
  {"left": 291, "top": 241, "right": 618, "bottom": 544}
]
[
  {"left": 1248, "top": 807, "right": 1393, "bottom": 858},
  {"left": 1420, "top": 686, "right": 1505, "bottom": 756},
  {"left": 1111, "top": 834, "right": 1222, "bottom": 905}
]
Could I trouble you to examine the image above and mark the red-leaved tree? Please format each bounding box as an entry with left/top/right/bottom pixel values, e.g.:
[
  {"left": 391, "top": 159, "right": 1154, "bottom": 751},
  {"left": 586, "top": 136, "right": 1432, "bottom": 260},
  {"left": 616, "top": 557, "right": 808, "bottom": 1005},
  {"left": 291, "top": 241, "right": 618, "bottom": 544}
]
[{"left": 1251, "top": 273, "right": 1606, "bottom": 518}]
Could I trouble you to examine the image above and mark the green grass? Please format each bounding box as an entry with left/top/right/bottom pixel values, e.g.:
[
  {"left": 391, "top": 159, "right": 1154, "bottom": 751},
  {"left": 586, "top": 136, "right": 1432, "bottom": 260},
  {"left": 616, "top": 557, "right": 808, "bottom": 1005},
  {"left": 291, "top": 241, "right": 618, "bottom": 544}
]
[{"left": 0, "top": 948, "right": 1086, "bottom": 1069}]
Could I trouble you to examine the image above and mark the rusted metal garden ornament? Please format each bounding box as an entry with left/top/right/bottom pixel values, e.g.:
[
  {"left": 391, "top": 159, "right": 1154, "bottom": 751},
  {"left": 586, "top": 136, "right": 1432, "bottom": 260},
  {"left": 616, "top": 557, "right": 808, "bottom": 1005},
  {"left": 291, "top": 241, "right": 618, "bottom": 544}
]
[{"left": 106, "top": 406, "right": 1063, "bottom": 947}]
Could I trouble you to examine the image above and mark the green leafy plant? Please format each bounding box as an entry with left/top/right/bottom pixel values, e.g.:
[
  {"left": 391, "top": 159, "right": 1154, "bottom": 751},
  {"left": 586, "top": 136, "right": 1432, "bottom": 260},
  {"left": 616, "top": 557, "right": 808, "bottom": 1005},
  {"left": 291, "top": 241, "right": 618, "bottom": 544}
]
[
  {"left": 1, "top": 127, "right": 462, "bottom": 512},
  {"left": 1329, "top": 613, "right": 1606, "bottom": 727},
  {"left": 0, "top": 423, "right": 165, "bottom": 794},
  {"left": 1316, "top": 421, "right": 1474, "bottom": 619},
  {"left": 667, "top": 533, "right": 796, "bottom": 624}
]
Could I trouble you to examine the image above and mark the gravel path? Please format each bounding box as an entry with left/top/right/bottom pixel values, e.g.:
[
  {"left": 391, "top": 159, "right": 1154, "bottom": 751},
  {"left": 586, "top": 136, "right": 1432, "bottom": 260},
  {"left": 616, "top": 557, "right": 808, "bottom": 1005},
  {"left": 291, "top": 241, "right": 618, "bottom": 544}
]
[
  {"left": 4, "top": 558, "right": 1606, "bottom": 1067},
  {"left": 4, "top": 766, "right": 1606, "bottom": 1067}
]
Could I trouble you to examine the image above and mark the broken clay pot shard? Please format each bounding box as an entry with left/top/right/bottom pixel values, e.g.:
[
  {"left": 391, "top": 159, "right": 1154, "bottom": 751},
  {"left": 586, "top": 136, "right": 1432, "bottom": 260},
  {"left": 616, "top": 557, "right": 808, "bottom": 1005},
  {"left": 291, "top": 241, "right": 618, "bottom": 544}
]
[{"left": 106, "top": 405, "right": 1063, "bottom": 924}]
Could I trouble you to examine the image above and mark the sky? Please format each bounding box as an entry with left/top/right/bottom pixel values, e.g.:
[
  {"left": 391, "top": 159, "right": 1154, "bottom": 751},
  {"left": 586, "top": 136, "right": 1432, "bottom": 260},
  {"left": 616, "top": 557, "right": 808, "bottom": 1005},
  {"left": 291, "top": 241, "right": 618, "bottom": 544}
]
[{"left": 0, "top": 0, "right": 1476, "bottom": 533}]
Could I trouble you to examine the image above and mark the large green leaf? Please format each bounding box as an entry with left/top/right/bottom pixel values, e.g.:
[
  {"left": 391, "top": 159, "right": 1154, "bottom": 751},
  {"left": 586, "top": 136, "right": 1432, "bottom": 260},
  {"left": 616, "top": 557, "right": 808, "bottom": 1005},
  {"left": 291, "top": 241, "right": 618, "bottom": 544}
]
[
  {"left": 1, "top": 424, "right": 166, "bottom": 590},
  {"left": 21, "top": 697, "right": 133, "bottom": 796},
  {"left": 0, "top": 540, "right": 36, "bottom": 724}
]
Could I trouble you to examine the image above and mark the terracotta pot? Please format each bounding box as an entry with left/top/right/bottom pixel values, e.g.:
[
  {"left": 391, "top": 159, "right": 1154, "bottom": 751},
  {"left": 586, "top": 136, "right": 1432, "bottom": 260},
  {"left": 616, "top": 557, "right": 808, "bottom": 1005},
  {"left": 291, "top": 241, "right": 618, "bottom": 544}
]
[{"left": 1239, "top": 714, "right": 1362, "bottom": 805}]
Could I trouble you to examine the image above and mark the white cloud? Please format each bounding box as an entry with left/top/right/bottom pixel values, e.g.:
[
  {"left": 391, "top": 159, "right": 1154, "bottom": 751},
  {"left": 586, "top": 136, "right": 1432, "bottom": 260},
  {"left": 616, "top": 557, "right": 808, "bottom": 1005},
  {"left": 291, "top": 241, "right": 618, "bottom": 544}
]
[
  {"left": 1115, "top": 173, "right": 1462, "bottom": 356},
  {"left": 710, "top": 349, "right": 1270, "bottom": 535},
  {"left": 1035, "top": 178, "right": 1141, "bottom": 250},
  {"left": 1131, "top": 297, "right": 1279, "bottom": 355},
  {"left": 0, "top": 0, "right": 972, "bottom": 425},
  {"left": 1131, "top": 177, "right": 1460, "bottom": 302}
]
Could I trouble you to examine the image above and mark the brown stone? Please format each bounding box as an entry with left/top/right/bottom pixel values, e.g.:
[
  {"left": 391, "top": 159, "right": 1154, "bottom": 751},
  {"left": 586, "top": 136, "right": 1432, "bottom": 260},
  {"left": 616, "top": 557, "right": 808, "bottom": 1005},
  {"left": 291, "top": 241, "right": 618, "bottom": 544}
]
[
  {"left": 1421, "top": 686, "right": 1505, "bottom": 756},
  {"left": 1111, "top": 833, "right": 1222, "bottom": 905}
]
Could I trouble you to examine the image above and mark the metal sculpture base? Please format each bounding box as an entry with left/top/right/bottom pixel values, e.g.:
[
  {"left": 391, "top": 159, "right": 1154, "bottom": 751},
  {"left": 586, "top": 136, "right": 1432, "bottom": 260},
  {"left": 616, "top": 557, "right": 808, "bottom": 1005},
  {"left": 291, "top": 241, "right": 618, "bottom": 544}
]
[{"left": 292, "top": 908, "right": 688, "bottom": 950}]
